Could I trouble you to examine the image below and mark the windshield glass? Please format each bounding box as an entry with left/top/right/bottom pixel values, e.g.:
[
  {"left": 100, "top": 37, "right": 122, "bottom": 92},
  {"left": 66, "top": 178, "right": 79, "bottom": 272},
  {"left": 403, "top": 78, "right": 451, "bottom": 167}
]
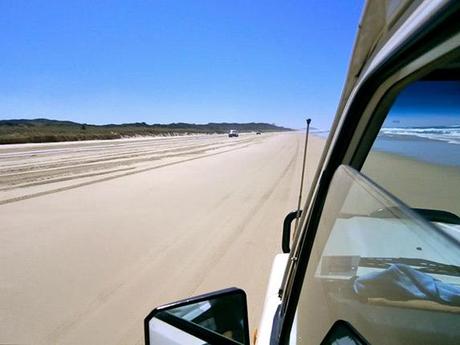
[
  {"left": 293, "top": 165, "right": 460, "bottom": 345},
  {"left": 362, "top": 80, "right": 460, "bottom": 220}
]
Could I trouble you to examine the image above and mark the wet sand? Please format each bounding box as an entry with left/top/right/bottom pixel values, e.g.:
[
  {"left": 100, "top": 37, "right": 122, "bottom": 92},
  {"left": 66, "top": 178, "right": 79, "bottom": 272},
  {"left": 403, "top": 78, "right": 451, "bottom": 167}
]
[{"left": 363, "top": 150, "right": 460, "bottom": 216}]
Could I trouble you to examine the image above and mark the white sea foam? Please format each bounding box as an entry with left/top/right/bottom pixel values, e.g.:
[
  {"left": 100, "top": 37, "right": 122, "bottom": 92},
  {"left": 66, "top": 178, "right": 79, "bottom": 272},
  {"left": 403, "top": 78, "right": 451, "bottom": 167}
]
[{"left": 380, "top": 125, "right": 460, "bottom": 145}]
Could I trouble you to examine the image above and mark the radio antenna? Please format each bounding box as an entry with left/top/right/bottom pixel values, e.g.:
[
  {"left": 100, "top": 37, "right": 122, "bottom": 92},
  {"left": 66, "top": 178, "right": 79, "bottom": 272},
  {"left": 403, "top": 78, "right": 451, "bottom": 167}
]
[{"left": 294, "top": 118, "right": 311, "bottom": 235}]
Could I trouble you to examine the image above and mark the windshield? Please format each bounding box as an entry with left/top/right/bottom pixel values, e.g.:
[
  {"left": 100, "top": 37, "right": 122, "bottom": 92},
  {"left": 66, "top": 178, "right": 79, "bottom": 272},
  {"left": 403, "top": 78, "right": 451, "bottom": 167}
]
[
  {"left": 293, "top": 165, "right": 460, "bottom": 345},
  {"left": 362, "top": 80, "right": 460, "bottom": 219}
]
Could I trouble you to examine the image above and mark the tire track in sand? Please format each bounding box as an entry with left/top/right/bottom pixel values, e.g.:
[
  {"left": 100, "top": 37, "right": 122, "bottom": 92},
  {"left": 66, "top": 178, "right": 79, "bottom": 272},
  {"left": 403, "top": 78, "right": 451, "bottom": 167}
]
[{"left": 0, "top": 141, "right": 257, "bottom": 205}]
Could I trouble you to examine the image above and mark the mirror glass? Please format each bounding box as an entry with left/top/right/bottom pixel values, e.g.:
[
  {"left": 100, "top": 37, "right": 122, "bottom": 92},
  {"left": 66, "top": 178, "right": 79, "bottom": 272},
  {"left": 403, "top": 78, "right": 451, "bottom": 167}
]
[
  {"left": 148, "top": 317, "right": 207, "bottom": 345},
  {"left": 145, "top": 288, "right": 249, "bottom": 345}
]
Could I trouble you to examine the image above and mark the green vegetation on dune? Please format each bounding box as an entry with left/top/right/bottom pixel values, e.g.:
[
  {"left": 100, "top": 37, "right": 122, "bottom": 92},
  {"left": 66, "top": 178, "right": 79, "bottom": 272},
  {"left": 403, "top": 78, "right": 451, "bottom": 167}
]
[{"left": 0, "top": 118, "right": 292, "bottom": 144}]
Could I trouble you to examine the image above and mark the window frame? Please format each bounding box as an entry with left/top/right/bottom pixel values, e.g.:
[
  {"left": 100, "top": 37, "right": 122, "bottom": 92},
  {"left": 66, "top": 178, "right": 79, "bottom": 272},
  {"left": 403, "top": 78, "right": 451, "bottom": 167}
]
[{"left": 275, "top": 2, "right": 460, "bottom": 344}]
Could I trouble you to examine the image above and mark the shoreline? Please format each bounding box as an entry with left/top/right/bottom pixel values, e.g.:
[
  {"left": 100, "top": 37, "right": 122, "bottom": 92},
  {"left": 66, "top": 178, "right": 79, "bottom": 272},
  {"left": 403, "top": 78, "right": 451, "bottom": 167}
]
[{"left": 373, "top": 135, "right": 460, "bottom": 168}]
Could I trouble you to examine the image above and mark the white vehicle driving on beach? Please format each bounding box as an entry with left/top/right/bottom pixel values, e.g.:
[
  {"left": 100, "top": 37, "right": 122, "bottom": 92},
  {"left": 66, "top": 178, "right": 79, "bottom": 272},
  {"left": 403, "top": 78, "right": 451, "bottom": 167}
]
[
  {"left": 144, "top": 1, "right": 460, "bottom": 344},
  {"left": 228, "top": 130, "right": 239, "bottom": 138}
]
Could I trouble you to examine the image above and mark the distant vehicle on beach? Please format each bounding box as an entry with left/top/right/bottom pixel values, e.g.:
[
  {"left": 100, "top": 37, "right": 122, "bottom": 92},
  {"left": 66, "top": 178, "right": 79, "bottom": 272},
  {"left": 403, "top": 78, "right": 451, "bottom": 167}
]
[
  {"left": 256, "top": 131, "right": 261, "bottom": 135},
  {"left": 228, "top": 130, "right": 239, "bottom": 137}
]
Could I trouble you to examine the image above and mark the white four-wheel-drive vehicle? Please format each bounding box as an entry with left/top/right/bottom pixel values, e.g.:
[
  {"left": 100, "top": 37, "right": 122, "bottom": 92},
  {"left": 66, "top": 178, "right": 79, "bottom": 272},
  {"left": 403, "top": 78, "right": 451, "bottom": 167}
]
[
  {"left": 145, "top": 1, "right": 460, "bottom": 344},
  {"left": 229, "top": 130, "right": 239, "bottom": 138}
]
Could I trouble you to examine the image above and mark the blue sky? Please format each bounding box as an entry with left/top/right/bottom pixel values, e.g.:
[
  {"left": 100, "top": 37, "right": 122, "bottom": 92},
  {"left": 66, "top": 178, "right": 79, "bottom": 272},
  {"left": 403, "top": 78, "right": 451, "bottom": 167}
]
[
  {"left": 0, "top": 1, "right": 363, "bottom": 130},
  {"left": 385, "top": 81, "right": 460, "bottom": 127}
]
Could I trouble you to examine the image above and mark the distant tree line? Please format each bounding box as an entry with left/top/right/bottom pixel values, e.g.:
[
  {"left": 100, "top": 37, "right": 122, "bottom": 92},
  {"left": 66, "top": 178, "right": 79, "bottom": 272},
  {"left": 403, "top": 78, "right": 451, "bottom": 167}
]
[{"left": 0, "top": 118, "right": 292, "bottom": 144}]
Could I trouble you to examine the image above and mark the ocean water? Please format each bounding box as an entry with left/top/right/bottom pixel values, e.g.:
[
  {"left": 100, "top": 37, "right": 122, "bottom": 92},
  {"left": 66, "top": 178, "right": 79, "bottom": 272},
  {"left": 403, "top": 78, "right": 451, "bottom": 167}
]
[
  {"left": 311, "top": 129, "right": 330, "bottom": 139},
  {"left": 380, "top": 125, "right": 460, "bottom": 145},
  {"left": 373, "top": 126, "right": 460, "bottom": 167}
]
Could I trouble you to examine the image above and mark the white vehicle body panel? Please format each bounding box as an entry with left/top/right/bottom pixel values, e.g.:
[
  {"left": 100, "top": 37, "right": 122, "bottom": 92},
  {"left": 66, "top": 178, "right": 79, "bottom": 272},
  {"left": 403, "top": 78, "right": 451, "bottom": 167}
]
[
  {"left": 256, "top": 254, "right": 289, "bottom": 345},
  {"left": 319, "top": 217, "right": 460, "bottom": 285}
]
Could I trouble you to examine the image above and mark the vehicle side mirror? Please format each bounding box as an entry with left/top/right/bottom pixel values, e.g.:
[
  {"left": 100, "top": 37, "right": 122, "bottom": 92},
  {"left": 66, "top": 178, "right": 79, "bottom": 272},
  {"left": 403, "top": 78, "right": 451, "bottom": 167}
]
[
  {"left": 144, "top": 287, "right": 250, "bottom": 345},
  {"left": 282, "top": 210, "right": 302, "bottom": 253}
]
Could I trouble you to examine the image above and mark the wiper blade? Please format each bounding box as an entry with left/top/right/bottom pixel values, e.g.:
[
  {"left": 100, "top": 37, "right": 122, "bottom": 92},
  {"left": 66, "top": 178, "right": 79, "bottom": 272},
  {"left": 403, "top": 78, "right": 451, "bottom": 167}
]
[
  {"left": 359, "top": 257, "right": 460, "bottom": 277},
  {"left": 370, "top": 207, "right": 460, "bottom": 225},
  {"left": 414, "top": 208, "right": 460, "bottom": 225}
]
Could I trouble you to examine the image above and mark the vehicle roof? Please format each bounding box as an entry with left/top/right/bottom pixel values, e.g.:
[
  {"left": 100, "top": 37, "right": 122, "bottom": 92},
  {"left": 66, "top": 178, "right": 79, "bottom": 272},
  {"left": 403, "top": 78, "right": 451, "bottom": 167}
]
[{"left": 337, "top": 0, "right": 421, "bottom": 116}]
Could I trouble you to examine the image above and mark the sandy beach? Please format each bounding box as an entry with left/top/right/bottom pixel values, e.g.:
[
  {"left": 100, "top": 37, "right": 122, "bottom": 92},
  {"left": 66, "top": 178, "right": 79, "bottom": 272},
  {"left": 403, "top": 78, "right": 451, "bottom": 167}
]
[
  {"left": 2, "top": 132, "right": 458, "bottom": 345},
  {"left": 364, "top": 150, "right": 460, "bottom": 216},
  {"left": 0, "top": 132, "right": 324, "bottom": 345}
]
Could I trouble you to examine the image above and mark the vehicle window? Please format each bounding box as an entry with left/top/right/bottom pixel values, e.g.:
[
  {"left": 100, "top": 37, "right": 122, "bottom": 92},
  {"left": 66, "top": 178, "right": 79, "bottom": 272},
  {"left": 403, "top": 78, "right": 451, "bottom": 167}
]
[
  {"left": 292, "top": 165, "right": 460, "bottom": 345},
  {"left": 362, "top": 80, "right": 460, "bottom": 221}
]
